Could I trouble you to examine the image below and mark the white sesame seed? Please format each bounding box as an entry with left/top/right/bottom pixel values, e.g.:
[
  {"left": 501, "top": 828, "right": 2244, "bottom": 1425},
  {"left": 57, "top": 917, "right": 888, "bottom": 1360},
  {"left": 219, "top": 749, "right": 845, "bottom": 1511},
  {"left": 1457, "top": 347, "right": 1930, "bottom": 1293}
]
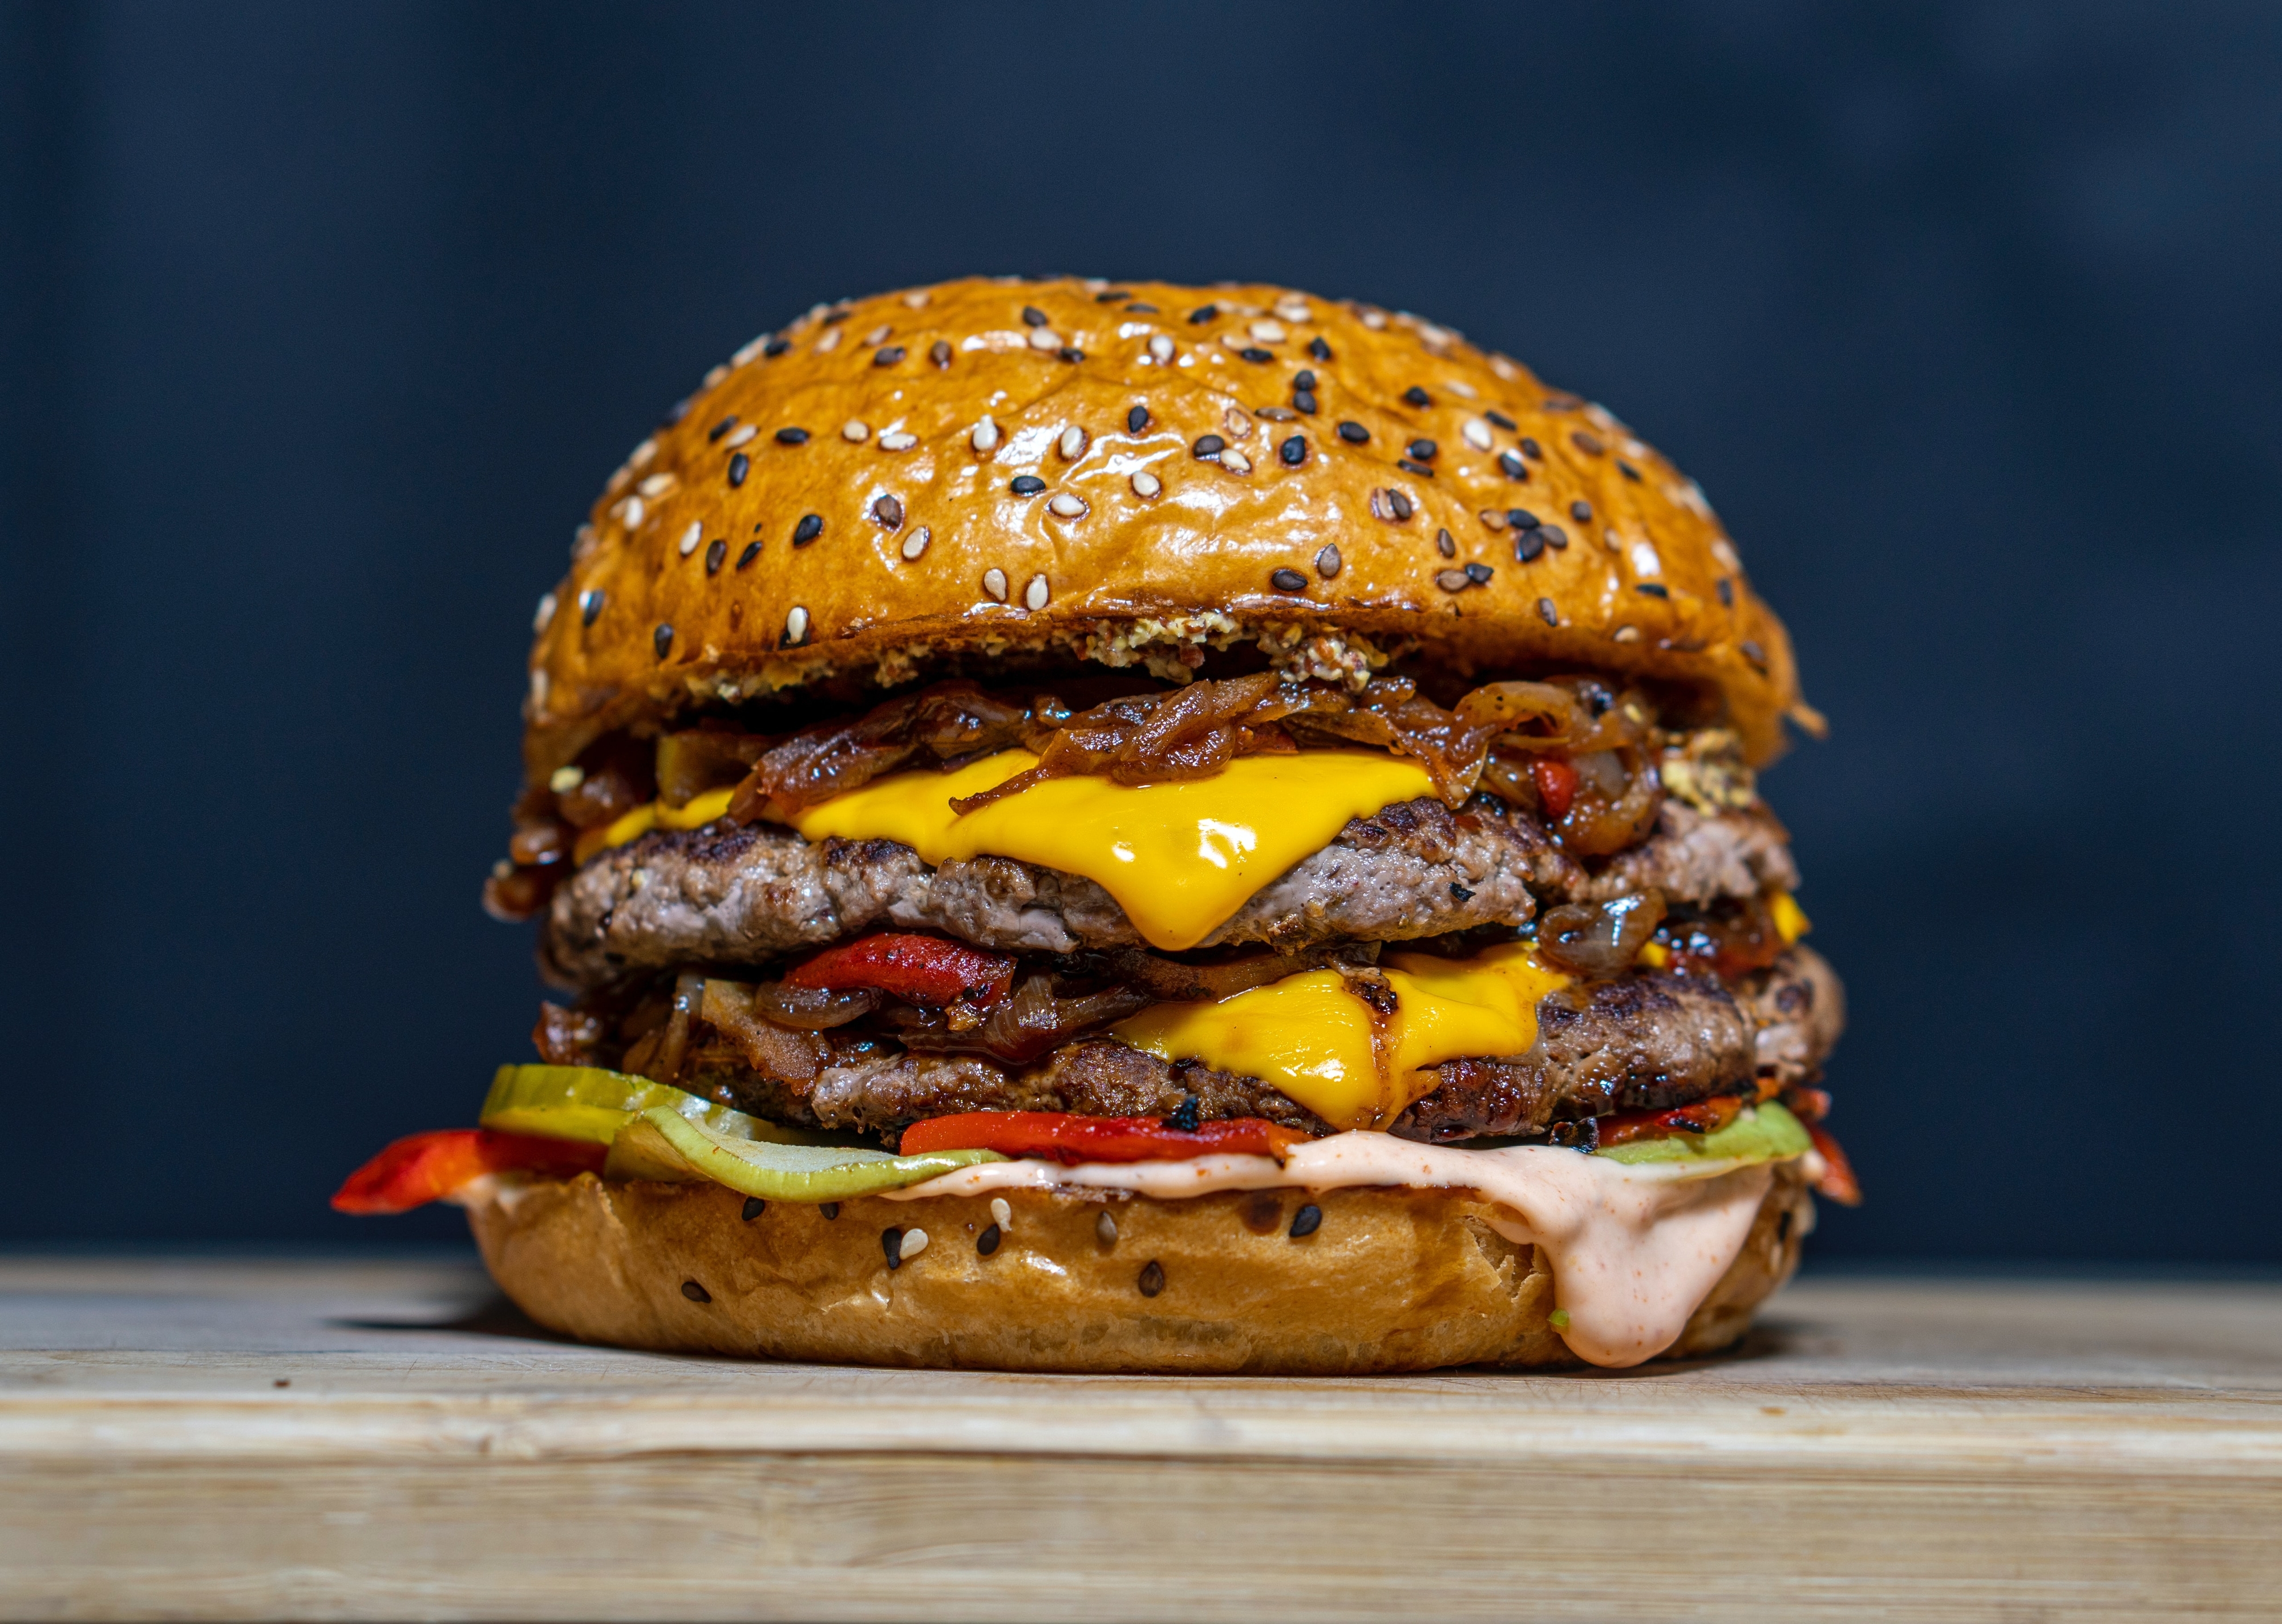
[
  {"left": 1630, "top": 541, "right": 1664, "bottom": 577},
  {"left": 1147, "top": 334, "right": 1175, "bottom": 364},
  {"left": 785, "top": 605, "right": 810, "bottom": 643},
  {"left": 722, "top": 423, "right": 758, "bottom": 448},
  {"left": 621, "top": 495, "right": 645, "bottom": 529},
  {"left": 899, "top": 1226, "right": 929, "bottom": 1259},
  {"left": 529, "top": 668, "right": 548, "bottom": 711},
  {"left": 864, "top": 323, "right": 892, "bottom": 345},
  {"left": 841, "top": 419, "right": 871, "bottom": 443},
  {"left": 703, "top": 363, "right": 730, "bottom": 388},
  {"left": 1361, "top": 309, "right": 1388, "bottom": 330},
  {"left": 971, "top": 415, "right": 1001, "bottom": 452},
  {"left": 990, "top": 1197, "right": 1012, "bottom": 1229},
  {"left": 548, "top": 764, "right": 584, "bottom": 793},
  {"left": 678, "top": 520, "right": 702, "bottom": 557},
  {"left": 1490, "top": 356, "right": 1520, "bottom": 380},
  {"left": 731, "top": 335, "right": 768, "bottom": 366},
  {"left": 1445, "top": 379, "right": 1479, "bottom": 399},
  {"left": 1437, "top": 569, "right": 1470, "bottom": 593},
  {"left": 1027, "top": 327, "right": 1061, "bottom": 351},
  {"left": 903, "top": 289, "right": 930, "bottom": 309},
  {"left": 1024, "top": 573, "right": 1050, "bottom": 610},
  {"left": 533, "top": 592, "right": 557, "bottom": 633},
  {"left": 901, "top": 525, "right": 931, "bottom": 561},
  {"left": 1220, "top": 447, "right": 1252, "bottom": 474},
  {"left": 1418, "top": 323, "right": 1453, "bottom": 349},
  {"left": 631, "top": 439, "right": 658, "bottom": 468},
  {"left": 982, "top": 568, "right": 1008, "bottom": 602},
  {"left": 637, "top": 472, "right": 674, "bottom": 499},
  {"left": 1613, "top": 625, "right": 1641, "bottom": 643},
  {"left": 1130, "top": 471, "right": 1162, "bottom": 497},
  {"left": 1096, "top": 1211, "right": 1118, "bottom": 1244},
  {"left": 1223, "top": 406, "right": 1252, "bottom": 439},
  {"left": 1462, "top": 418, "right": 1494, "bottom": 451},
  {"left": 1047, "top": 493, "right": 1086, "bottom": 518},
  {"left": 878, "top": 430, "right": 918, "bottom": 451},
  {"left": 814, "top": 327, "right": 841, "bottom": 354},
  {"left": 1248, "top": 318, "right": 1285, "bottom": 343},
  {"left": 1274, "top": 299, "right": 1311, "bottom": 323},
  {"left": 1058, "top": 425, "right": 1088, "bottom": 460}
]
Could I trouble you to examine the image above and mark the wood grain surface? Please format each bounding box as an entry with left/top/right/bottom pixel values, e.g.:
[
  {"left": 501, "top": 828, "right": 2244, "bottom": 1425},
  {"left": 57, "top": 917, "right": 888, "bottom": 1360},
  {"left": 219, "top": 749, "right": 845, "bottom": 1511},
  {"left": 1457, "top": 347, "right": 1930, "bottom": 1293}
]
[{"left": 2, "top": 1255, "right": 2277, "bottom": 1621}]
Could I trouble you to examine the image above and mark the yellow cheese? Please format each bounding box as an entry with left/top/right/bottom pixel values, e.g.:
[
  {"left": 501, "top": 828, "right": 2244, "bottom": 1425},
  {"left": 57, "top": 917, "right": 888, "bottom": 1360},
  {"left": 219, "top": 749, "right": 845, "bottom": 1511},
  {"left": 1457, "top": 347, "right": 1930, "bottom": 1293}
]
[
  {"left": 1770, "top": 890, "right": 1811, "bottom": 944},
  {"left": 658, "top": 787, "right": 735, "bottom": 830},
  {"left": 790, "top": 749, "right": 1438, "bottom": 951},
  {"left": 1114, "top": 944, "right": 1570, "bottom": 1130}
]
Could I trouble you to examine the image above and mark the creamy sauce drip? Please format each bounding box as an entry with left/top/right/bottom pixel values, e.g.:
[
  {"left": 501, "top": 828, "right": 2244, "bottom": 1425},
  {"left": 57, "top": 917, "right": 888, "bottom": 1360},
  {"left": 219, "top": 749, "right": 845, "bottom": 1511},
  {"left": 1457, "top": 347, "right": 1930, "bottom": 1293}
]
[{"left": 892, "top": 1132, "right": 1781, "bottom": 1368}]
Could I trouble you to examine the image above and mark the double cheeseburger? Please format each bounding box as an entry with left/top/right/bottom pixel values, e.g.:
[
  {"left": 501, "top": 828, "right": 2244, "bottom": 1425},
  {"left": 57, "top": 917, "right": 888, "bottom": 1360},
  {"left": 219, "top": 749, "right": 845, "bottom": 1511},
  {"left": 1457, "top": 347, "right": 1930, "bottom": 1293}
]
[{"left": 337, "top": 277, "right": 1856, "bottom": 1372}]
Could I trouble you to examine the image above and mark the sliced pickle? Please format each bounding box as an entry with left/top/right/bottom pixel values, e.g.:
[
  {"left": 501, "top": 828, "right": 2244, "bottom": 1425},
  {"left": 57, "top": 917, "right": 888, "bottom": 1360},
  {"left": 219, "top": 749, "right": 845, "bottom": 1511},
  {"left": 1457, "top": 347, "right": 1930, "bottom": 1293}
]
[
  {"left": 1595, "top": 1101, "right": 1812, "bottom": 1168},
  {"left": 605, "top": 1107, "right": 1003, "bottom": 1201},
  {"left": 478, "top": 1064, "right": 832, "bottom": 1148}
]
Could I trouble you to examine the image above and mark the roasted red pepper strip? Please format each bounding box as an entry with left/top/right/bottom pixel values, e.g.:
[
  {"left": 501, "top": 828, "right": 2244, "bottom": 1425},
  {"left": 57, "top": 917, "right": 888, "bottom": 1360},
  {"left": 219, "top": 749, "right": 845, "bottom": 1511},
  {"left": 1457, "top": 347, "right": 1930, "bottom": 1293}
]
[
  {"left": 785, "top": 933, "right": 1015, "bottom": 1006},
  {"left": 1531, "top": 758, "right": 1579, "bottom": 820},
  {"left": 1595, "top": 1094, "right": 1747, "bottom": 1147},
  {"left": 331, "top": 1129, "right": 606, "bottom": 1215},
  {"left": 1805, "top": 1123, "right": 1863, "bottom": 1206},
  {"left": 899, "top": 1111, "right": 1306, "bottom": 1165}
]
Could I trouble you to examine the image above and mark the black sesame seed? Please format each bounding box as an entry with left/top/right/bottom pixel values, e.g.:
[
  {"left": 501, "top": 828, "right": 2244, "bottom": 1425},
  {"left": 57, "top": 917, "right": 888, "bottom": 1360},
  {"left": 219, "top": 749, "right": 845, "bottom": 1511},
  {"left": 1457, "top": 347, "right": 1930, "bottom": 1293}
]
[
  {"left": 1386, "top": 488, "right": 1413, "bottom": 520},
  {"left": 819, "top": 1201, "right": 840, "bottom": 1219},
  {"left": 1293, "top": 369, "right": 1317, "bottom": 392},
  {"left": 882, "top": 1228, "right": 904, "bottom": 1269},
  {"left": 1408, "top": 439, "right": 1438, "bottom": 461},
  {"left": 1308, "top": 337, "right": 1332, "bottom": 362},
  {"left": 775, "top": 426, "right": 810, "bottom": 445},
  {"left": 1515, "top": 530, "right": 1545, "bottom": 562},
  {"left": 822, "top": 307, "right": 849, "bottom": 324},
  {"left": 666, "top": 396, "right": 693, "bottom": 425},
  {"left": 705, "top": 538, "right": 727, "bottom": 575},
  {"left": 1397, "top": 458, "right": 1435, "bottom": 478},
  {"left": 1316, "top": 543, "right": 1341, "bottom": 578},
  {"left": 1280, "top": 435, "right": 1306, "bottom": 466},
  {"left": 1402, "top": 386, "right": 1432, "bottom": 408},
  {"left": 1498, "top": 451, "right": 1527, "bottom": 480},
  {"left": 1021, "top": 305, "right": 1049, "bottom": 327},
  {"left": 1741, "top": 639, "right": 1767, "bottom": 668},
  {"left": 1636, "top": 582, "right": 1670, "bottom": 598},
  {"left": 681, "top": 1279, "right": 711, "bottom": 1303},
  {"left": 1539, "top": 523, "right": 1569, "bottom": 549},
  {"left": 1336, "top": 420, "right": 1370, "bottom": 444},
  {"left": 1128, "top": 404, "right": 1151, "bottom": 433},
  {"left": 1162, "top": 1095, "right": 1201, "bottom": 1132},
  {"left": 977, "top": 1222, "right": 1002, "bottom": 1255},
  {"left": 1138, "top": 1259, "right": 1166, "bottom": 1297},
  {"left": 1187, "top": 304, "right": 1219, "bottom": 324},
  {"left": 1292, "top": 391, "right": 1318, "bottom": 415},
  {"left": 1058, "top": 346, "right": 1083, "bottom": 362},
  {"left": 762, "top": 337, "right": 791, "bottom": 358},
  {"left": 1717, "top": 577, "right": 1735, "bottom": 607},
  {"left": 580, "top": 590, "right": 605, "bottom": 626},
  {"left": 707, "top": 415, "right": 739, "bottom": 443},
  {"left": 1437, "top": 527, "right": 1456, "bottom": 558},
  {"left": 1255, "top": 405, "right": 1297, "bottom": 421},
  {"left": 1126, "top": 301, "right": 1158, "bottom": 313},
  {"left": 1508, "top": 507, "right": 1541, "bottom": 529},
  {"left": 1485, "top": 409, "right": 1517, "bottom": 431},
  {"left": 1571, "top": 430, "right": 1605, "bottom": 455},
  {"left": 929, "top": 339, "right": 952, "bottom": 367},
  {"left": 1239, "top": 346, "right": 1273, "bottom": 363},
  {"left": 728, "top": 452, "right": 750, "bottom": 487},
  {"left": 742, "top": 1197, "right": 766, "bottom": 1222},
  {"left": 735, "top": 540, "right": 761, "bottom": 570},
  {"left": 1544, "top": 393, "right": 1580, "bottom": 411},
  {"left": 1618, "top": 460, "right": 1642, "bottom": 482},
  {"left": 793, "top": 512, "right": 824, "bottom": 546},
  {"left": 1193, "top": 434, "right": 1226, "bottom": 460},
  {"left": 1289, "top": 1204, "right": 1322, "bottom": 1238},
  {"left": 653, "top": 623, "right": 674, "bottom": 659},
  {"left": 1466, "top": 561, "right": 1494, "bottom": 585},
  {"left": 1520, "top": 436, "right": 1543, "bottom": 460},
  {"left": 1271, "top": 568, "right": 1309, "bottom": 592},
  {"left": 1538, "top": 597, "right": 1559, "bottom": 626},
  {"left": 872, "top": 345, "right": 905, "bottom": 366},
  {"left": 872, "top": 495, "right": 903, "bottom": 530},
  {"left": 1571, "top": 500, "right": 1593, "bottom": 523},
  {"left": 1009, "top": 475, "right": 1046, "bottom": 496},
  {"left": 1094, "top": 289, "right": 1131, "bottom": 302},
  {"left": 1451, "top": 882, "right": 1475, "bottom": 901}
]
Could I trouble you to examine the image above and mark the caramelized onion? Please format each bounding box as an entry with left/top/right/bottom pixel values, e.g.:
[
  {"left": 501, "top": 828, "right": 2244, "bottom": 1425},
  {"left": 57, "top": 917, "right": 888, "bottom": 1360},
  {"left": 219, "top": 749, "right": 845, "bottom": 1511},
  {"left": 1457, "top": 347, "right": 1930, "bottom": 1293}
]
[
  {"left": 1553, "top": 747, "right": 1664, "bottom": 856},
  {"left": 748, "top": 980, "right": 883, "bottom": 1030},
  {"left": 1537, "top": 890, "right": 1668, "bottom": 979},
  {"left": 699, "top": 980, "right": 832, "bottom": 1084},
  {"left": 729, "top": 680, "right": 1030, "bottom": 824},
  {"left": 895, "top": 973, "right": 1150, "bottom": 1065},
  {"left": 656, "top": 727, "right": 769, "bottom": 808}
]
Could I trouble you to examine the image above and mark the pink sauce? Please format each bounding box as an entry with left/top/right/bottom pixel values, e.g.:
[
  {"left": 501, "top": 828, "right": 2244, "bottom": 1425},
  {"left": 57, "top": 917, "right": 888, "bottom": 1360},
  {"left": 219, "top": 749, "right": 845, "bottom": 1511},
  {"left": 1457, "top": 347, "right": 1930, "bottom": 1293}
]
[{"left": 892, "top": 1134, "right": 1780, "bottom": 1368}]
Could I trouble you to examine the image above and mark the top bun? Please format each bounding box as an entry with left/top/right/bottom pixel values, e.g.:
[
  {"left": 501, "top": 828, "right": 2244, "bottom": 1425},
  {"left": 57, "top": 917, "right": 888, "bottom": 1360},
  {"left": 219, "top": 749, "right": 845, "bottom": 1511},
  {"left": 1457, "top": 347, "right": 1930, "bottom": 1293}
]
[{"left": 524, "top": 277, "right": 1812, "bottom": 779}]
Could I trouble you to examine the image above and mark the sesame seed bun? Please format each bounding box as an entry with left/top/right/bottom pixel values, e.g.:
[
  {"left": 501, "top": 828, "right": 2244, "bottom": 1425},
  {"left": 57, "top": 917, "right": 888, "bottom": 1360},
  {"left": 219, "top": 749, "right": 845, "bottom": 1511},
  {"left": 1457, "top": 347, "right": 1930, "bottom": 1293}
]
[
  {"left": 526, "top": 278, "right": 1815, "bottom": 781},
  {"left": 462, "top": 1166, "right": 1809, "bottom": 1374}
]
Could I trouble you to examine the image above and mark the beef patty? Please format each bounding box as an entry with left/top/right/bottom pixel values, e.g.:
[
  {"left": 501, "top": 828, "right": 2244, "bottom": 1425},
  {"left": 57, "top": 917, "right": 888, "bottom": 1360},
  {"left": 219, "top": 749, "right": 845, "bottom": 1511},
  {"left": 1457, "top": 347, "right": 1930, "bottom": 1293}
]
[{"left": 544, "top": 794, "right": 1797, "bottom": 987}]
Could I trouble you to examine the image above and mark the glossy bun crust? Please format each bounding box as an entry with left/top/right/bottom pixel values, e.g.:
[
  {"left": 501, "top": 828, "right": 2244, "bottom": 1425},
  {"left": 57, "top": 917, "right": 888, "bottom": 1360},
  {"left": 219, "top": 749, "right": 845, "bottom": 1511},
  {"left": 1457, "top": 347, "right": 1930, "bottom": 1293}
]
[
  {"left": 464, "top": 1167, "right": 1809, "bottom": 1374},
  {"left": 526, "top": 278, "right": 1814, "bottom": 779}
]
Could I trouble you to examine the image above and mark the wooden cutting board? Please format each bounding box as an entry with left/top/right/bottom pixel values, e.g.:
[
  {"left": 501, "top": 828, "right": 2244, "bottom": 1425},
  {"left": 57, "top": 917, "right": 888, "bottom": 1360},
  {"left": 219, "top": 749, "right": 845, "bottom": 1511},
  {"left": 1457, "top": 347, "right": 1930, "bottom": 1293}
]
[{"left": 1, "top": 1255, "right": 2277, "bottom": 1621}]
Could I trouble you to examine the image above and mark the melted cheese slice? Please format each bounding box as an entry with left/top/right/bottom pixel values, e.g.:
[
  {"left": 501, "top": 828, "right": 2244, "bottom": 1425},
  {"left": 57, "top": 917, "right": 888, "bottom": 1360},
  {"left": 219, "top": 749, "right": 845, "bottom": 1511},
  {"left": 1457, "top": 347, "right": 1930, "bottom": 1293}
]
[
  {"left": 790, "top": 749, "right": 1438, "bottom": 951},
  {"left": 1112, "top": 943, "right": 1571, "bottom": 1129}
]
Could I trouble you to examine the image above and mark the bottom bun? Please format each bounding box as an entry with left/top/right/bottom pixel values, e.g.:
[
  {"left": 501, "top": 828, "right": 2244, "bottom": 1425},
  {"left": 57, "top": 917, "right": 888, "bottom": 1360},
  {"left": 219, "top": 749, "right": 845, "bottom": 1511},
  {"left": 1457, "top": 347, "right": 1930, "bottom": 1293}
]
[{"left": 466, "top": 1166, "right": 1811, "bottom": 1375}]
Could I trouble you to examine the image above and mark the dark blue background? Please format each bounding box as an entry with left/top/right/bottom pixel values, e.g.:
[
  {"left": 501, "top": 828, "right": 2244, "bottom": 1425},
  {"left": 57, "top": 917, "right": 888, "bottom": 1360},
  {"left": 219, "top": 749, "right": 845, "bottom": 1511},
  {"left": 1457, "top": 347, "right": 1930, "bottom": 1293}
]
[{"left": 4, "top": 2, "right": 2276, "bottom": 1258}]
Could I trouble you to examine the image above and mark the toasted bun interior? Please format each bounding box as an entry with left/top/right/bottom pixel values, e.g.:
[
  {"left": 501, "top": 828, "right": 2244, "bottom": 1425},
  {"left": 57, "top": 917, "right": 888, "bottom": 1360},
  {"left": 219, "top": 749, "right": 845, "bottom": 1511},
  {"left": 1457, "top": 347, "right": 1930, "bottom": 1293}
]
[{"left": 466, "top": 1168, "right": 1808, "bottom": 1374}]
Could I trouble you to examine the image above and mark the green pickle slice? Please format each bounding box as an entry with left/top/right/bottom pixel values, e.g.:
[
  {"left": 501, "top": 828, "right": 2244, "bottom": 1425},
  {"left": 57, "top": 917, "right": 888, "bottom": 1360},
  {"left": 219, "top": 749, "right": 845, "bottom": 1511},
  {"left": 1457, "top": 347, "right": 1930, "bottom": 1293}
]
[
  {"left": 479, "top": 1064, "right": 832, "bottom": 1148},
  {"left": 1595, "top": 1100, "right": 1812, "bottom": 1167},
  {"left": 606, "top": 1107, "right": 1004, "bottom": 1202}
]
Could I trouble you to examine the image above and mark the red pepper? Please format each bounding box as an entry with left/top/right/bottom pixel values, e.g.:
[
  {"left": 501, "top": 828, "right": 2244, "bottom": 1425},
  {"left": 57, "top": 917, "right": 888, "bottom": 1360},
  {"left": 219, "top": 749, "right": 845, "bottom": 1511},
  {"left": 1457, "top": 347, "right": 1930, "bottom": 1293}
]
[
  {"left": 898, "top": 1111, "right": 1306, "bottom": 1165},
  {"left": 1532, "top": 758, "right": 1579, "bottom": 821},
  {"left": 330, "top": 1129, "right": 606, "bottom": 1215},
  {"left": 785, "top": 933, "right": 1015, "bottom": 1006},
  {"left": 1805, "top": 1123, "right": 1863, "bottom": 1206},
  {"left": 1596, "top": 1094, "right": 1747, "bottom": 1147}
]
